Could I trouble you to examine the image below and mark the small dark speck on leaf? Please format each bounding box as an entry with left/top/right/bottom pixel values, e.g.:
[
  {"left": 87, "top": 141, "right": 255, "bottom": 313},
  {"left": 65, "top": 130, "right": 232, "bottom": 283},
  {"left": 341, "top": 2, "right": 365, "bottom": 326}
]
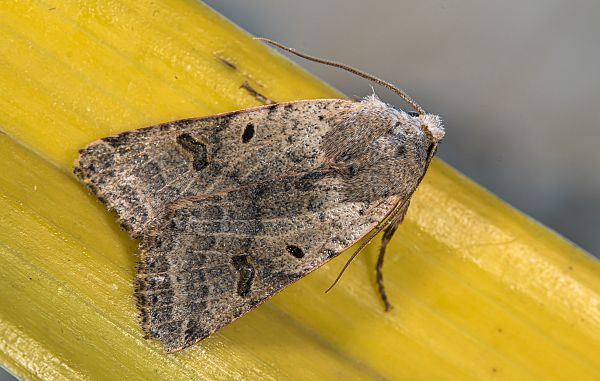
[{"left": 218, "top": 56, "right": 237, "bottom": 70}]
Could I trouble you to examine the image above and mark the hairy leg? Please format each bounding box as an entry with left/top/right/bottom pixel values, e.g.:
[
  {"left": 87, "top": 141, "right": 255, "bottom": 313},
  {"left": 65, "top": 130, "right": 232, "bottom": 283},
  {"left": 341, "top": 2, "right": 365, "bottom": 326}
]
[{"left": 376, "top": 202, "right": 410, "bottom": 311}]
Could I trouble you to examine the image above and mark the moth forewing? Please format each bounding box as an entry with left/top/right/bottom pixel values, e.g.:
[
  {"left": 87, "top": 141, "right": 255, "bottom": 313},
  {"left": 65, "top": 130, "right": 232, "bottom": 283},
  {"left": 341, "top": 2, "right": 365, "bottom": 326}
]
[{"left": 74, "top": 41, "right": 444, "bottom": 352}]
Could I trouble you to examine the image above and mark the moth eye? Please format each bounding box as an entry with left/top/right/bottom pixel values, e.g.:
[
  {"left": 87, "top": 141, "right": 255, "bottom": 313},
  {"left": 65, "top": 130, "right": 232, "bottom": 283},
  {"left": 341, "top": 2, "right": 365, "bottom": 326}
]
[
  {"left": 427, "top": 143, "right": 436, "bottom": 157},
  {"left": 407, "top": 111, "right": 420, "bottom": 117}
]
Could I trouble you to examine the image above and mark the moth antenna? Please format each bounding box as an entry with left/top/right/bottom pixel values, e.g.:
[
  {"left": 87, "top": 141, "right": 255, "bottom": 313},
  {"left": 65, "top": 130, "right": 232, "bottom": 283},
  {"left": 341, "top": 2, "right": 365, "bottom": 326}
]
[
  {"left": 255, "top": 37, "right": 426, "bottom": 115},
  {"left": 325, "top": 198, "right": 410, "bottom": 293}
]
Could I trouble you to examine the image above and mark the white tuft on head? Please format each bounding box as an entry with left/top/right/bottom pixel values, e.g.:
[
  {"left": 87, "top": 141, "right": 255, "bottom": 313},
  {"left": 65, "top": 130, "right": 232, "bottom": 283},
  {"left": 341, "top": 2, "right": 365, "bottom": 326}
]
[
  {"left": 360, "top": 93, "right": 445, "bottom": 144},
  {"left": 420, "top": 113, "right": 445, "bottom": 144}
]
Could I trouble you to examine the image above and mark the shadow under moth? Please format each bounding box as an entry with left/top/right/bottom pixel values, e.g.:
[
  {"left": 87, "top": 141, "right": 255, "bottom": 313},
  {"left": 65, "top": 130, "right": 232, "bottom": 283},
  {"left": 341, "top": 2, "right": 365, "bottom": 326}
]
[{"left": 74, "top": 39, "right": 445, "bottom": 352}]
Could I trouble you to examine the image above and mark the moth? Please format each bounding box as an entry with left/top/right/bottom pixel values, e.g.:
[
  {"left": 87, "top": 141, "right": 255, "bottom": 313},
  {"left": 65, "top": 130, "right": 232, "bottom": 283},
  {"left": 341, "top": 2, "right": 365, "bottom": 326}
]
[{"left": 74, "top": 39, "right": 444, "bottom": 352}]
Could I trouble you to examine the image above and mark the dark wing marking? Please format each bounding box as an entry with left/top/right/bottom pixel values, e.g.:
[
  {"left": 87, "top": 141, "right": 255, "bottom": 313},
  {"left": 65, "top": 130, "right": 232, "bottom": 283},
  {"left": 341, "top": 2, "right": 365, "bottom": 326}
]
[
  {"left": 74, "top": 99, "right": 352, "bottom": 237},
  {"left": 135, "top": 174, "right": 399, "bottom": 352},
  {"left": 74, "top": 96, "right": 432, "bottom": 352}
]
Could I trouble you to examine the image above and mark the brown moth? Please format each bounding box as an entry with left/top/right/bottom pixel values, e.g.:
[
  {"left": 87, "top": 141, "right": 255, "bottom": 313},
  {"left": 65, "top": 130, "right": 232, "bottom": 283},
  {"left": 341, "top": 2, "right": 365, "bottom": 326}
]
[{"left": 73, "top": 39, "right": 444, "bottom": 352}]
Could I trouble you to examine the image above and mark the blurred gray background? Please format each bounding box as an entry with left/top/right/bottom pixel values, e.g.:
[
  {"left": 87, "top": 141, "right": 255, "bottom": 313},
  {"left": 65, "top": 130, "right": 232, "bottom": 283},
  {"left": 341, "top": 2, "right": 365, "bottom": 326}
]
[
  {"left": 205, "top": 0, "right": 600, "bottom": 257},
  {"left": 0, "top": 1, "right": 597, "bottom": 380}
]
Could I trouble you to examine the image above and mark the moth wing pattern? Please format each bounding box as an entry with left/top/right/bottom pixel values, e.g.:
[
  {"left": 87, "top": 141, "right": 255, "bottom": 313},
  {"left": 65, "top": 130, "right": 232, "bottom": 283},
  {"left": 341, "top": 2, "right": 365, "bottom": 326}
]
[
  {"left": 137, "top": 176, "right": 398, "bottom": 352},
  {"left": 75, "top": 96, "right": 436, "bottom": 352},
  {"left": 75, "top": 99, "right": 351, "bottom": 238}
]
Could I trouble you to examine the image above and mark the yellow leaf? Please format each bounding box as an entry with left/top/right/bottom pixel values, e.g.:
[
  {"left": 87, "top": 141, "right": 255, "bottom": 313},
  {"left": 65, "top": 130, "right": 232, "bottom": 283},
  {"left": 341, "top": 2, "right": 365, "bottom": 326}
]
[{"left": 0, "top": 1, "right": 599, "bottom": 380}]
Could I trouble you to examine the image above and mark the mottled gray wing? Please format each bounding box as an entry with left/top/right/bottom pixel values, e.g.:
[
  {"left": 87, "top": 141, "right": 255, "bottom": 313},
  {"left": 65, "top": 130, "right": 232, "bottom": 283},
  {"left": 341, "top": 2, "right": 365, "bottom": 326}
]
[
  {"left": 75, "top": 99, "right": 354, "bottom": 238},
  {"left": 75, "top": 96, "right": 430, "bottom": 352},
  {"left": 136, "top": 174, "right": 398, "bottom": 352}
]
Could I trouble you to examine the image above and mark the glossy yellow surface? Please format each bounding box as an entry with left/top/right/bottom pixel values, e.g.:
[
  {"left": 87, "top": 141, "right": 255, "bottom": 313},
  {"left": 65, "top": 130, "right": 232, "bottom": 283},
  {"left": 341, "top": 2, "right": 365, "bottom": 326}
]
[{"left": 1, "top": 1, "right": 599, "bottom": 380}]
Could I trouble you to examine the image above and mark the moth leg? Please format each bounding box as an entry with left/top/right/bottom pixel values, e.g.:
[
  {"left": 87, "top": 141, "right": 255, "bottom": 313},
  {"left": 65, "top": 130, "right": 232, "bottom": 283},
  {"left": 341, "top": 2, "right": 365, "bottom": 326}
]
[{"left": 376, "top": 201, "right": 410, "bottom": 311}]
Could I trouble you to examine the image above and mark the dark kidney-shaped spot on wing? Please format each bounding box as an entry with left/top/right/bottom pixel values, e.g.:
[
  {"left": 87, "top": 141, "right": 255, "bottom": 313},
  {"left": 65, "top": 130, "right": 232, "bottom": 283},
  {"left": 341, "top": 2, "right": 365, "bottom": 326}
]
[
  {"left": 231, "top": 255, "right": 255, "bottom": 298},
  {"left": 176, "top": 133, "right": 209, "bottom": 171}
]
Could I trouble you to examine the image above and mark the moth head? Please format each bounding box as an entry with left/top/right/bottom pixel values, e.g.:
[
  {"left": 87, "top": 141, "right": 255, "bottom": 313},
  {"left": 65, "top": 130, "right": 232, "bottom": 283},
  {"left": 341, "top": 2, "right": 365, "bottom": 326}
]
[{"left": 407, "top": 111, "right": 445, "bottom": 144}]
